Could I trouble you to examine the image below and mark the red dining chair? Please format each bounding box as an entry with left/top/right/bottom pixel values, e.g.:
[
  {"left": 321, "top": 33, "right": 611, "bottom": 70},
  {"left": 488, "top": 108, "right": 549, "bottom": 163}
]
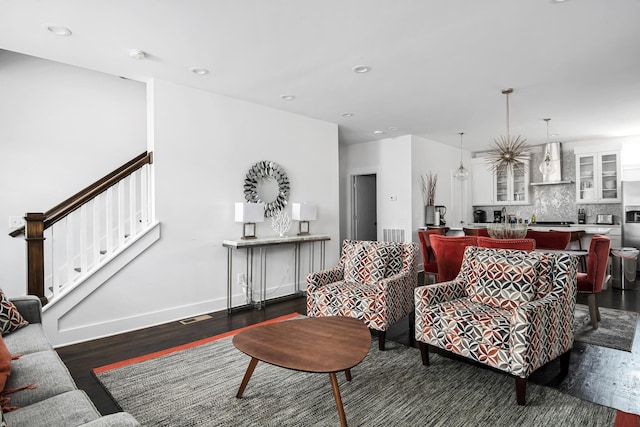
[
  {"left": 418, "top": 229, "right": 448, "bottom": 284},
  {"left": 429, "top": 235, "right": 478, "bottom": 282},
  {"left": 525, "top": 229, "right": 571, "bottom": 250},
  {"left": 477, "top": 236, "right": 536, "bottom": 252},
  {"left": 577, "top": 235, "right": 611, "bottom": 329},
  {"left": 463, "top": 227, "right": 490, "bottom": 237}
]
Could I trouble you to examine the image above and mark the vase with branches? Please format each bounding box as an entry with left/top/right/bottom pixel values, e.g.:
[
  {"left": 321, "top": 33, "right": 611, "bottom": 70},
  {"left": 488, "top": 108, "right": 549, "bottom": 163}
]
[{"left": 421, "top": 172, "right": 438, "bottom": 225}]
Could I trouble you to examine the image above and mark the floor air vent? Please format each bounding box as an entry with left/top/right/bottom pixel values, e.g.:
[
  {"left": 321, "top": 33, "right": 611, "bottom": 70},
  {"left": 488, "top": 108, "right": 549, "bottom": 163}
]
[
  {"left": 179, "top": 314, "right": 212, "bottom": 325},
  {"left": 382, "top": 228, "right": 405, "bottom": 243}
]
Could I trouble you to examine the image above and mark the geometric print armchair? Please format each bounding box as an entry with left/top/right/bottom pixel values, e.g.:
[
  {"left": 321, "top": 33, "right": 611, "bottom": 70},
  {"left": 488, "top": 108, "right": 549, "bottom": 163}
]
[
  {"left": 415, "top": 246, "right": 578, "bottom": 405},
  {"left": 307, "top": 239, "right": 419, "bottom": 351}
]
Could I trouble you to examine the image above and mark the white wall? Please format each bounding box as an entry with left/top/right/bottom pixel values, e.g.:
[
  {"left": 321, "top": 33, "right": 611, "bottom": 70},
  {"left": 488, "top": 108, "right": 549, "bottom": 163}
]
[
  {"left": 1, "top": 50, "right": 340, "bottom": 343},
  {"left": 340, "top": 135, "right": 472, "bottom": 249},
  {"left": 0, "top": 50, "right": 146, "bottom": 297},
  {"left": 340, "top": 136, "right": 413, "bottom": 242},
  {"left": 410, "top": 135, "right": 472, "bottom": 240},
  {"left": 56, "top": 79, "right": 340, "bottom": 339}
]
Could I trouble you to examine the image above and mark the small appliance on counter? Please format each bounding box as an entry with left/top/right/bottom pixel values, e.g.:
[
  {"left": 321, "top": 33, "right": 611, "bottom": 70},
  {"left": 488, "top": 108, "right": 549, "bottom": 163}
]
[
  {"left": 473, "top": 209, "right": 486, "bottom": 223},
  {"left": 596, "top": 214, "right": 614, "bottom": 225},
  {"left": 578, "top": 209, "right": 586, "bottom": 224},
  {"left": 435, "top": 205, "right": 447, "bottom": 226},
  {"left": 493, "top": 210, "right": 503, "bottom": 223}
]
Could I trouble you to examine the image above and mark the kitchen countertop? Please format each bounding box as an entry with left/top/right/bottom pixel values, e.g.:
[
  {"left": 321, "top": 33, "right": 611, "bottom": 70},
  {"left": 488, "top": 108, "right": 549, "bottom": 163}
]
[{"left": 467, "top": 223, "right": 620, "bottom": 235}]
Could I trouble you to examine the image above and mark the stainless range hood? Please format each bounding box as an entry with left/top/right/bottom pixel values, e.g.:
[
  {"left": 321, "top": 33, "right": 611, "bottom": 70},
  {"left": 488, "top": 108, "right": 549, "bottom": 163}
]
[{"left": 530, "top": 142, "right": 574, "bottom": 186}]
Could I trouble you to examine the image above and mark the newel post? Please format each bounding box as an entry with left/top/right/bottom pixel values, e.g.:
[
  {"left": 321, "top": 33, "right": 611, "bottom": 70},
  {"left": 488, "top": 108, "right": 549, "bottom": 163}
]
[{"left": 24, "top": 213, "right": 48, "bottom": 305}]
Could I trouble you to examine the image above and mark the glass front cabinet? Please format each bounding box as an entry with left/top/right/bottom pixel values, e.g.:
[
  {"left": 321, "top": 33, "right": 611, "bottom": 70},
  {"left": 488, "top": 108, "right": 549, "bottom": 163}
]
[
  {"left": 575, "top": 149, "right": 621, "bottom": 204},
  {"left": 471, "top": 157, "right": 529, "bottom": 206}
]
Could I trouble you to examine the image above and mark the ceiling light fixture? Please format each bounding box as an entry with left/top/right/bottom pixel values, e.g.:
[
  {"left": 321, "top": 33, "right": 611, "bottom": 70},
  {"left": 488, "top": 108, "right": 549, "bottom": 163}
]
[
  {"left": 189, "top": 67, "right": 209, "bottom": 75},
  {"left": 341, "top": 112, "right": 354, "bottom": 117},
  {"left": 373, "top": 130, "right": 384, "bottom": 135},
  {"left": 388, "top": 127, "right": 399, "bottom": 131},
  {"left": 486, "top": 88, "right": 529, "bottom": 175},
  {"left": 280, "top": 95, "right": 295, "bottom": 100},
  {"left": 453, "top": 132, "right": 469, "bottom": 181},
  {"left": 352, "top": 65, "right": 371, "bottom": 74},
  {"left": 46, "top": 25, "right": 72, "bottom": 36},
  {"left": 539, "top": 118, "right": 559, "bottom": 176},
  {"left": 129, "top": 49, "right": 146, "bottom": 60}
]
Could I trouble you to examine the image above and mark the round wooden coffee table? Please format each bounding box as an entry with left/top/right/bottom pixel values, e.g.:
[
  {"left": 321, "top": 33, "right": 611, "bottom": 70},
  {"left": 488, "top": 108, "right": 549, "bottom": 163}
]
[{"left": 233, "top": 316, "right": 370, "bottom": 427}]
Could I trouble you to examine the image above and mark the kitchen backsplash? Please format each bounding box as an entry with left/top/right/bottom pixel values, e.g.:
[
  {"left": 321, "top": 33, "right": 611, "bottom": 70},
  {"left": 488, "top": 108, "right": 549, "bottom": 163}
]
[{"left": 473, "top": 146, "right": 623, "bottom": 224}]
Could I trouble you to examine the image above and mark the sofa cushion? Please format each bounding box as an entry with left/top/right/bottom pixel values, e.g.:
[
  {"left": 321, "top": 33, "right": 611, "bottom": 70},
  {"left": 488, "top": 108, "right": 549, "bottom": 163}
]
[
  {"left": 3, "top": 390, "right": 101, "bottom": 427},
  {"left": 0, "top": 290, "right": 28, "bottom": 335},
  {"left": 467, "top": 248, "right": 542, "bottom": 310},
  {"left": 3, "top": 323, "right": 52, "bottom": 355},
  {"left": 5, "top": 350, "right": 77, "bottom": 408},
  {"left": 343, "top": 242, "right": 390, "bottom": 285}
]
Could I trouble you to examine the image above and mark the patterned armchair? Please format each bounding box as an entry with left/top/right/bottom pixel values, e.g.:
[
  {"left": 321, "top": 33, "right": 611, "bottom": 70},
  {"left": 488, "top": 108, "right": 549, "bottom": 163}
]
[
  {"left": 415, "top": 246, "right": 578, "bottom": 405},
  {"left": 307, "top": 239, "right": 419, "bottom": 350}
]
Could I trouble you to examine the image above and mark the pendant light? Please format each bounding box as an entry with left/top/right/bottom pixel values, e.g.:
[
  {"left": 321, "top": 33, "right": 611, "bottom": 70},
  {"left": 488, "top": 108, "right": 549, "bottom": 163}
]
[
  {"left": 539, "top": 118, "right": 559, "bottom": 176},
  {"left": 486, "top": 88, "right": 529, "bottom": 175},
  {"left": 453, "top": 132, "right": 469, "bottom": 181}
]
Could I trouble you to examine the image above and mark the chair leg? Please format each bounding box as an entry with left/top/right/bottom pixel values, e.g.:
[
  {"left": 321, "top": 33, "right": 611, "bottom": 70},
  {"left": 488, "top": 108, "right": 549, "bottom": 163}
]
[
  {"left": 587, "top": 294, "right": 599, "bottom": 329},
  {"left": 560, "top": 349, "right": 571, "bottom": 377},
  {"left": 377, "top": 331, "right": 386, "bottom": 351},
  {"left": 408, "top": 310, "right": 415, "bottom": 347},
  {"left": 419, "top": 342, "right": 430, "bottom": 366},
  {"left": 515, "top": 377, "right": 526, "bottom": 406}
]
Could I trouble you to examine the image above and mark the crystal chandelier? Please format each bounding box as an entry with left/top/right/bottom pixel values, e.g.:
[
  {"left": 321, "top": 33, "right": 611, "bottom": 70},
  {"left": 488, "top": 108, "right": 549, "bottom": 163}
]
[
  {"left": 453, "top": 132, "right": 469, "bottom": 181},
  {"left": 486, "top": 88, "right": 529, "bottom": 175}
]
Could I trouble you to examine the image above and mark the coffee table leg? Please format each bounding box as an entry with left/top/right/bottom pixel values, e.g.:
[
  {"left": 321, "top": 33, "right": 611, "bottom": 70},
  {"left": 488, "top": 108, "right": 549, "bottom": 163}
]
[
  {"left": 344, "top": 369, "right": 352, "bottom": 381},
  {"left": 329, "top": 372, "right": 348, "bottom": 427},
  {"left": 236, "top": 357, "right": 259, "bottom": 398}
]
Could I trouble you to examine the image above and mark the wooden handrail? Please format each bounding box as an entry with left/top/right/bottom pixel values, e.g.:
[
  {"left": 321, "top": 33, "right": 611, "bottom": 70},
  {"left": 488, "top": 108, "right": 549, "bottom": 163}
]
[
  {"left": 10, "top": 151, "right": 153, "bottom": 303},
  {"left": 9, "top": 152, "right": 152, "bottom": 237}
]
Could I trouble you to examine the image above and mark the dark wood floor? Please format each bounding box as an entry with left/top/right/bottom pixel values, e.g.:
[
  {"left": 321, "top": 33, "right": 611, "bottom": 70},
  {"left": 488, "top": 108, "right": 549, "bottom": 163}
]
[{"left": 57, "top": 280, "right": 640, "bottom": 417}]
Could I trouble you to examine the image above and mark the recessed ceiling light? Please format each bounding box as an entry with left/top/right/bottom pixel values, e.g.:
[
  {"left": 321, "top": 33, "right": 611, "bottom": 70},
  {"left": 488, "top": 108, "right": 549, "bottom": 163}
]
[
  {"left": 189, "top": 67, "right": 209, "bottom": 75},
  {"left": 280, "top": 95, "right": 295, "bottom": 100},
  {"left": 352, "top": 65, "right": 371, "bottom": 74},
  {"left": 550, "top": 133, "right": 560, "bottom": 137},
  {"left": 129, "top": 49, "right": 146, "bottom": 60},
  {"left": 341, "top": 112, "right": 354, "bottom": 117},
  {"left": 373, "top": 130, "right": 384, "bottom": 135},
  {"left": 388, "top": 127, "right": 399, "bottom": 131},
  {"left": 46, "top": 25, "right": 72, "bottom": 36}
]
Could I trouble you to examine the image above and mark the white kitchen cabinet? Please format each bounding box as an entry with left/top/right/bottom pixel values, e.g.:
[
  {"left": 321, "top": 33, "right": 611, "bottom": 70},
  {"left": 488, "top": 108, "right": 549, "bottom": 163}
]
[
  {"left": 575, "top": 149, "right": 621, "bottom": 204},
  {"left": 471, "top": 157, "right": 529, "bottom": 206},
  {"left": 471, "top": 158, "right": 495, "bottom": 205}
]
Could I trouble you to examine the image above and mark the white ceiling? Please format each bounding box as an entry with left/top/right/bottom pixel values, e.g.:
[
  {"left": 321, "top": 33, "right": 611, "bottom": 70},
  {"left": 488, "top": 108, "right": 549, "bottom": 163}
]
[{"left": 2, "top": 0, "right": 639, "bottom": 151}]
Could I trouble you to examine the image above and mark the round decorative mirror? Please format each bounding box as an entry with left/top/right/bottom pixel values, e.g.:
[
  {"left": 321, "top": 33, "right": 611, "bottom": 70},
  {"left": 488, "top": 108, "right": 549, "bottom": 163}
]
[{"left": 244, "top": 161, "right": 290, "bottom": 217}]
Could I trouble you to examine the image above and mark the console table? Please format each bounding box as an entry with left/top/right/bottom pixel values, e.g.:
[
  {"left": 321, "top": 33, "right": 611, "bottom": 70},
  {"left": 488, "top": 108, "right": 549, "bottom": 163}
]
[{"left": 223, "top": 234, "right": 331, "bottom": 313}]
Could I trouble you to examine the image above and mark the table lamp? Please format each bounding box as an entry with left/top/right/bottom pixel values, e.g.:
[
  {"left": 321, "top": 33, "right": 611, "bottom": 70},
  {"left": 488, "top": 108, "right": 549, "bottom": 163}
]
[
  {"left": 291, "top": 202, "right": 317, "bottom": 235},
  {"left": 235, "top": 202, "right": 264, "bottom": 239}
]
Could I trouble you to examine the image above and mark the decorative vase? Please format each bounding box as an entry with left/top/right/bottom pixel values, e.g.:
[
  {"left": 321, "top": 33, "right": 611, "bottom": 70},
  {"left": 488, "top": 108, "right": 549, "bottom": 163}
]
[{"left": 425, "top": 205, "right": 436, "bottom": 226}]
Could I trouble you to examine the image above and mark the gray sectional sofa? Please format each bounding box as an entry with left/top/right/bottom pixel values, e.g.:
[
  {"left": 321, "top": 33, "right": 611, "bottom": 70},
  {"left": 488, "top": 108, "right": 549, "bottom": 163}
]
[{"left": 2, "top": 295, "right": 139, "bottom": 427}]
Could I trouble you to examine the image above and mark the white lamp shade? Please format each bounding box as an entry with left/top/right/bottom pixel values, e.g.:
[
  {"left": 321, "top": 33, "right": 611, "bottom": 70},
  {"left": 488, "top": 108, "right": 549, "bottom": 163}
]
[
  {"left": 235, "top": 202, "right": 264, "bottom": 223},
  {"left": 291, "top": 202, "right": 317, "bottom": 221}
]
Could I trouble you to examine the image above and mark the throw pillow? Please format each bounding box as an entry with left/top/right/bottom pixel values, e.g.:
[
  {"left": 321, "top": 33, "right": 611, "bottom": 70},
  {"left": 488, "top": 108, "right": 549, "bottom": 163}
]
[
  {"left": 468, "top": 249, "right": 541, "bottom": 310},
  {"left": 0, "top": 335, "right": 10, "bottom": 393},
  {"left": 0, "top": 290, "right": 28, "bottom": 335}
]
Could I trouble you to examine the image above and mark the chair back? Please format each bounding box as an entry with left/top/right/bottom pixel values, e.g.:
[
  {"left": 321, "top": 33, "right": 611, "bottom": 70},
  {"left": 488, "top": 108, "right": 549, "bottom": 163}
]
[
  {"left": 463, "top": 227, "right": 489, "bottom": 237},
  {"left": 525, "top": 229, "right": 571, "bottom": 250},
  {"left": 477, "top": 236, "right": 536, "bottom": 252},
  {"left": 568, "top": 230, "right": 586, "bottom": 250},
  {"left": 418, "top": 229, "right": 447, "bottom": 273},
  {"left": 430, "top": 235, "right": 478, "bottom": 282},
  {"left": 585, "top": 234, "right": 611, "bottom": 293}
]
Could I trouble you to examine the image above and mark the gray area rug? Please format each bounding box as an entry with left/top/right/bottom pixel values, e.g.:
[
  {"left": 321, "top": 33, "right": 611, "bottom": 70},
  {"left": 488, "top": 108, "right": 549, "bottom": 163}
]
[
  {"left": 94, "top": 332, "right": 618, "bottom": 426},
  {"left": 573, "top": 304, "right": 638, "bottom": 352}
]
